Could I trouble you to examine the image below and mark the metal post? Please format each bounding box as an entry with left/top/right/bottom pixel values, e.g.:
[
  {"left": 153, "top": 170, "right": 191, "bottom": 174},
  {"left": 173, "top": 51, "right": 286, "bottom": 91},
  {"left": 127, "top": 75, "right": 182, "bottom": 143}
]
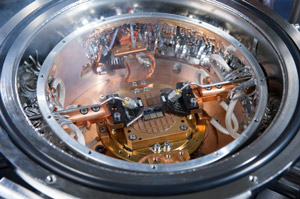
[{"left": 290, "top": 0, "right": 300, "bottom": 24}]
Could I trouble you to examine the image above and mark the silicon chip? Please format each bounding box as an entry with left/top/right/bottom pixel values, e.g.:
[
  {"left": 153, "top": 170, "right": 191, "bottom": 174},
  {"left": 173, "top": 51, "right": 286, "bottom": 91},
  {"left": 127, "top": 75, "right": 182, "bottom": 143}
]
[{"left": 143, "top": 107, "right": 165, "bottom": 121}]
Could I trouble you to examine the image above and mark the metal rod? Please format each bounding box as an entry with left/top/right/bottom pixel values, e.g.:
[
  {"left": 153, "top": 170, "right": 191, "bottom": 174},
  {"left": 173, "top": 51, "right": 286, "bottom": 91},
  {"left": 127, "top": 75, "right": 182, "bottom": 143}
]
[{"left": 290, "top": 0, "right": 300, "bottom": 24}]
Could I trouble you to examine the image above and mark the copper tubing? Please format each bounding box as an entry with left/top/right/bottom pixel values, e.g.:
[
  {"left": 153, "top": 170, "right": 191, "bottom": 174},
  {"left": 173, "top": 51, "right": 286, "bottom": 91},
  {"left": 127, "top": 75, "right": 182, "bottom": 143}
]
[
  {"left": 197, "top": 84, "right": 236, "bottom": 97},
  {"left": 66, "top": 104, "right": 110, "bottom": 124},
  {"left": 144, "top": 52, "right": 156, "bottom": 79}
]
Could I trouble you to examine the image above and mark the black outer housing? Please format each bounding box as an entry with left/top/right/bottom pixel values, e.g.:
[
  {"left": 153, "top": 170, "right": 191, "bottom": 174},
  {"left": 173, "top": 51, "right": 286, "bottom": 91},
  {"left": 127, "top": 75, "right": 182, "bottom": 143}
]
[{"left": 0, "top": 0, "right": 300, "bottom": 198}]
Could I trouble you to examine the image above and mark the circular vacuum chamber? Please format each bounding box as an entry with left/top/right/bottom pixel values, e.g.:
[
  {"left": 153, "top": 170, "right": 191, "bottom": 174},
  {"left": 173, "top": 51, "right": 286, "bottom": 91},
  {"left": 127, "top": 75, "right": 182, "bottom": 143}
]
[{"left": 0, "top": 0, "right": 300, "bottom": 198}]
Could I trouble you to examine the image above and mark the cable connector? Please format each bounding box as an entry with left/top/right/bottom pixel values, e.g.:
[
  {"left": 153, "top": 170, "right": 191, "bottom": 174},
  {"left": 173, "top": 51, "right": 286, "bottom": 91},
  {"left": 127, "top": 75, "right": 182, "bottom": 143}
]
[
  {"left": 167, "top": 89, "right": 182, "bottom": 102},
  {"left": 122, "top": 97, "right": 138, "bottom": 109}
]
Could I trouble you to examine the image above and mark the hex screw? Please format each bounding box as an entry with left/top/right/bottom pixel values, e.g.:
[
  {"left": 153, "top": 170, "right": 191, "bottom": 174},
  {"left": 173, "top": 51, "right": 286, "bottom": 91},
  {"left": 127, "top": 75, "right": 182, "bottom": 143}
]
[
  {"left": 80, "top": 108, "right": 88, "bottom": 115},
  {"left": 153, "top": 143, "right": 161, "bottom": 153},
  {"left": 134, "top": 88, "right": 140, "bottom": 93},
  {"left": 114, "top": 112, "right": 121, "bottom": 122},
  {"left": 45, "top": 175, "right": 56, "bottom": 184},
  {"left": 129, "top": 134, "right": 137, "bottom": 141},
  {"left": 249, "top": 175, "right": 258, "bottom": 184},
  {"left": 163, "top": 141, "right": 171, "bottom": 152},
  {"left": 180, "top": 125, "right": 188, "bottom": 131},
  {"left": 100, "top": 127, "right": 106, "bottom": 133},
  {"left": 132, "top": 81, "right": 137, "bottom": 86},
  {"left": 143, "top": 87, "right": 150, "bottom": 92},
  {"left": 190, "top": 98, "right": 197, "bottom": 106},
  {"left": 92, "top": 106, "right": 100, "bottom": 112}
]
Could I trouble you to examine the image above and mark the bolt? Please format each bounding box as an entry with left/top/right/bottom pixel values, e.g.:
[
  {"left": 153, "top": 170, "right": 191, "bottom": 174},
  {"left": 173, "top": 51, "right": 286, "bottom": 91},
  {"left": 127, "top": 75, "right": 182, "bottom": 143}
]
[
  {"left": 100, "top": 127, "right": 106, "bottom": 133},
  {"left": 129, "top": 134, "right": 137, "bottom": 141},
  {"left": 134, "top": 88, "right": 140, "bottom": 93},
  {"left": 141, "top": 80, "right": 146, "bottom": 85},
  {"left": 180, "top": 125, "right": 188, "bottom": 131},
  {"left": 45, "top": 175, "right": 56, "bottom": 184},
  {"left": 143, "top": 87, "right": 150, "bottom": 92},
  {"left": 179, "top": 151, "right": 184, "bottom": 156},
  {"left": 190, "top": 98, "right": 197, "bottom": 106},
  {"left": 92, "top": 106, "right": 100, "bottom": 112},
  {"left": 153, "top": 143, "right": 161, "bottom": 153},
  {"left": 114, "top": 112, "right": 121, "bottom": 122},
  {"left": 205, "top": 86, "right": 212, "bottom": 90},
  {"left": 80, "top": 108, "right": 88, "bottom": 115},
  {"left": 163, "top": 141, "right": 171, "bottom": 152},
  {"left": 249, "top": 175, "right": 258, "bottom": 184},
  {"left": 132, "top": 81, "right": 138, "bottom": 86},
  {"left": 216, "top": 85, "right": 222, "bottom": 89}
]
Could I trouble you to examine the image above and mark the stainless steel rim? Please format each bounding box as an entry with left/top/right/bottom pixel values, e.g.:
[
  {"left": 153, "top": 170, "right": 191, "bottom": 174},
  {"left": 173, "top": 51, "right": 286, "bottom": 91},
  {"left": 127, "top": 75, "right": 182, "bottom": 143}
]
[{"left": 0, "top": 0, "right": 299, "bottom": 197}]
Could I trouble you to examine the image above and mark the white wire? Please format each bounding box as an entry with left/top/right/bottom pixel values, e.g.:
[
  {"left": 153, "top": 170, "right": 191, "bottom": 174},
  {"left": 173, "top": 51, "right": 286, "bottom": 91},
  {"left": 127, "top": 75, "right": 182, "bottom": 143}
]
[
  {"left": 209, "top": 101, "right": 240, "bottom": 139},
  {"left": 225, "top": 98, "right": 241, "bottom": 139},
  {"left": 210, "top": 118, "right": 230, "bottom": 135},
  {"left": 69, "top": 123, "right": 86, "bottom": 145},
  {"left": 220, "top": 101, "right": 239, "bottom": 133}
]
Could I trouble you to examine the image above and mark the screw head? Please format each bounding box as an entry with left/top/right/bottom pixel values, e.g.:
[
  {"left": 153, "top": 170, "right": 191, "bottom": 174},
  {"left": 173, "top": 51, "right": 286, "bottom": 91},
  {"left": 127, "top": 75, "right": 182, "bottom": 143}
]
[
  {"left": 113, "top": 112, "right": 121, "bottom": 121},
  {"left": 190, "top": 98, "right": 197, "bottom": 106},
  {"left": 134, "top": 88, "right": 140, "bottom": 93},
  {"left": 143, "top": 87, "right": 150, "bottom": 92},
  {"left": 205, "top": 86, "right": 212, "bottom": 90},
  {"left": 129, "top": 134, "right": 137, "bottom": 141},
  {"left": 216, "top": 85, "right": 222, "bottom": 89},
  {"left": 80, "top": 108, "right": 88, "bottom": 115},
  {"left": 249, "top": 175, "right": 258, "bottom": 184},
  {"left": 180, "top": 125, "right": 188, "bottom": 131},
  {"left": 45, "top": 175, "right": 56, "bottom": 184},
  {"left": 100, "top": 127, "right": 106, "bottom": 132},
  {"left": 92, "top": 106, "right": 100, "bottom": 112},
  {"left": 132, "top": 81, "right": 138, "bottom": 86}
]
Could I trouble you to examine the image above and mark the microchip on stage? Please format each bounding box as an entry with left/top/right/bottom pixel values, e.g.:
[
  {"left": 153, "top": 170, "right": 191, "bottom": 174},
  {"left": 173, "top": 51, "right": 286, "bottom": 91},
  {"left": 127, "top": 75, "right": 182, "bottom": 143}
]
[{"left": 143, "top": 106, "right": 165, "bottom": 121}]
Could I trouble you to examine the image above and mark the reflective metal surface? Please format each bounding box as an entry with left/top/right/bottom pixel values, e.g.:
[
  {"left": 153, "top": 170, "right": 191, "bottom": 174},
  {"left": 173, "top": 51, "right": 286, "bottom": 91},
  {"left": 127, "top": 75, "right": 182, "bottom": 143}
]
[{"left": 0, "top": 0, "right": 300, "bottom": 198}]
